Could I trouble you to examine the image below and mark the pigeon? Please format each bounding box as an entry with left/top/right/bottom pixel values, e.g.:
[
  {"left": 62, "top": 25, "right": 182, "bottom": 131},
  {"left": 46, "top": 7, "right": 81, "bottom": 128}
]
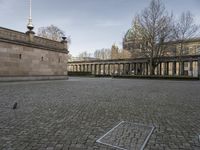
[{"left": 13, "top": 102, "right": 18, "bottom": 109}]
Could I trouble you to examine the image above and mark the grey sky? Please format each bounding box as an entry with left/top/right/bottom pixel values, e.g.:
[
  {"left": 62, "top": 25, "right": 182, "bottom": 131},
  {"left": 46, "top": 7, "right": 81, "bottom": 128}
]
[{"left": 0, "top": 0, "right": 200, "bottom": 56}]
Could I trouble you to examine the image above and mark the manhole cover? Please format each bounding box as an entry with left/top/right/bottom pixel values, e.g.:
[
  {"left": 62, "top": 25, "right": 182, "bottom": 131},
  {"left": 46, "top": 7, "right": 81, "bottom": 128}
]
[
  {"left": 97, "top": 121, "right": 155, "bottom": 150},
  {"left": 191, "top": 134, "right": 200, "bottom": 149}
]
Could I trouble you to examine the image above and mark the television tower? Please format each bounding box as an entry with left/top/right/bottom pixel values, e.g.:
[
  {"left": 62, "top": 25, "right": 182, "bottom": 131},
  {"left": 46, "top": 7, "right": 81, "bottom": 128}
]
[{"left": 27, "top": 0, "right": 34, "bottom": 31}]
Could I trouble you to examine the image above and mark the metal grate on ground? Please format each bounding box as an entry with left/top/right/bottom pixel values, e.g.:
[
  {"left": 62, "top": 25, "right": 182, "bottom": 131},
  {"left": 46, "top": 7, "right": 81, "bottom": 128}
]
[{"left": 96, "top": 121, "right": 155, "bottom": 150}]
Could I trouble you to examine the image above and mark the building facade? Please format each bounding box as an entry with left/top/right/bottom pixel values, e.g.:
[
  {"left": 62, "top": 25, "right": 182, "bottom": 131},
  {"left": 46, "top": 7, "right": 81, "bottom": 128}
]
[
  {"left": 68, "top": 28, "right": 200, "bottom": 78},
  {"left": 0, "top": 27, "right": 69, "bottom": 81},
  {"left": 123, "top": 28, "right": 200, "bottom": 57}
]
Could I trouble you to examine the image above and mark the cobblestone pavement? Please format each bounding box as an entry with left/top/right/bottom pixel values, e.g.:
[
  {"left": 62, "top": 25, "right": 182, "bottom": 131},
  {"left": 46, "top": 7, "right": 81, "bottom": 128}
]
[{"left": 0, "top": 77, "right": 200, "bottom": 150}]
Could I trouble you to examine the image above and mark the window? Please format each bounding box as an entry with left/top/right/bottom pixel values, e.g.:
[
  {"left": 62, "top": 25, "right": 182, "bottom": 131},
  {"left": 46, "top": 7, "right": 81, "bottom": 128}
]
[
  {"left": 197, "top": 46, "right": 200, "bottom": 54},
  {"left": 41, "top": 56, "right": 44, "bottom": 61},
  {"left": 184, "top": 62, "right": 188, "bottom": 67},
  {"left": 19, "top": 54, "right": 22, "bottom": 59},
  {"left": 170, "top": 46, "right": 176, "bottom": 55},
  {"left": 183, "top": 47, "right": 189, "bottom": 55}
]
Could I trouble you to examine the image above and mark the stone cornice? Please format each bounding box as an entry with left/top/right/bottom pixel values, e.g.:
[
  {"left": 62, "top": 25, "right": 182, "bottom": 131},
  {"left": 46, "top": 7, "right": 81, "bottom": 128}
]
[
  {"left": 68, "top": 54, "right": 200, "bottom": 64},
  {"left": 0, "top": 27, "right": 69, "bottom": 54}
]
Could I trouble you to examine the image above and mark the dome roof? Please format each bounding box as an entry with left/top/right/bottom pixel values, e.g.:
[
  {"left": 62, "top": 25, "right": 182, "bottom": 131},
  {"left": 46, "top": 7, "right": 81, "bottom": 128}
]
[{"left": 124, "top": 28, "right": 134, "bottom": 41}]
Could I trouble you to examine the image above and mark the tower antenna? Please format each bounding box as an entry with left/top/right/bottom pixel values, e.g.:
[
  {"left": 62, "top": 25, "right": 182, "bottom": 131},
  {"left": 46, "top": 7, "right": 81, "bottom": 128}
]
[{"left": 27, "top": 0, "right": 34, "bottom": 31}]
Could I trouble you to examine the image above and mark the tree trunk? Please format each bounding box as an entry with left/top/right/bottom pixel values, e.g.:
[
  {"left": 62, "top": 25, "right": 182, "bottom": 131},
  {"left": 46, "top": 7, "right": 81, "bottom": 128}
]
[{"left": 149, "top": 58, "right": 155, "bottom": 75}]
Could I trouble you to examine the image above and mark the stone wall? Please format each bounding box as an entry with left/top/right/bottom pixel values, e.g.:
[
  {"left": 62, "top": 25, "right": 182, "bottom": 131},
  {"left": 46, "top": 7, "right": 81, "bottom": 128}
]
[{"left": 0, "top": 27, "right": 69, "bottom": 81}]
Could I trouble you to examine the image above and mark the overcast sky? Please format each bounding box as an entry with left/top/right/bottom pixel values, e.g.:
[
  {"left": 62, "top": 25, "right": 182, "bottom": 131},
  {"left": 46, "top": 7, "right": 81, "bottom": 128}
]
[{"left": 0, "top": 0, "right": 200, "bottom": 56}]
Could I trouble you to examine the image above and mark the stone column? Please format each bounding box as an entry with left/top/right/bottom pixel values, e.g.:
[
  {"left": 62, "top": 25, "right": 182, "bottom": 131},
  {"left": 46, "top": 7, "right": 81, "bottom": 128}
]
[
  {"left": 79, "top": 65, "right": 82, "bottom": 72},
  {"left": 90, "top": 64, "right": 92, "bottom": 73},
  {"left": 113, "top": 64, "right": 116, "bottom": 75},
  {"left": 68, "top": 65, "right": 71, "bottom": 71},
  {"left": 87, "top": 64, "right": 89, "bottom": 72},
  {"left": 125, "top": 63, "right": 128, "bottom": 75},
  {"left": 94, "top": 64, "right": 97, "bottom": 75},
  {"left": 189, "top": 61, "right": 193, "bottom": 77},
  {"left": 108, "top": 64, "right": 110, "bottom": 75},
  {"left": 90, "top": 64, "right": 93, "bottom": 73},
  {"left": 118, "top": 64, "right": 121, "bottom": 75},
  {"left": 145, "top": 63, "right": 148, "bottom": 75},
  {"left": 159, "top": 63, "right": 162, "bottom": 75},
  {"left": 129, "top": 63, "right": 132, "bottom": 75},
  {"left": 112, "top": 64, "right": 114, "bottom": 75},
  {"left": 133, "top": 63, "right": 137, "bottom": 75},
  {"left": 172, "top": 62, "right": 176, "bottom": 76},
  {"left": 135, "top": 63, "right": 138, "bottom": 75},
  {"left": 140, "top": 63, "right": 142, "bottom": 75},
  {"left": 140, "top": 63, "right": 143, "bottom": 75},
  {"left": 71, "top": 65, "right": 73, "bottom": 71},
  {"left": 138, "top": 63, "right": 141, "bottom": 75},
  {"left": 99, "top": 64, "right": 101, "bottom": 75},
  {"left": 180, "top": 61, "right": 184, "bottom": 76},
  {"left": 82, "top": 65, "right": 84, "bottom": 72},
  {"left": 144, "top": 63, "right": 146, "bottom": 75},
  {"left": 103, "top": 64, "right": 106, "bottom": 75},
  {"left": 142, "top": 63, "right": 145, "bottom": 75},
  {"left": 166, "top": 62, "right": 169, "bottom": 75},
  {"left": 156, "top": 63, "right": 159, "bottom": 75},
  {"left": 122, "top": 64, "right": 125, "bottom": 75},
  {"left": 198, "top": 58, "right": 200, "bottom": 79},
  {"left": 80, "top": 65, "right": 82, "bottom": 72},
  {"left": 96, "top": 64, "right": 98, "bottom": 75},
  {"left": 164, "top": 63, "right": 167, "bottom": 75},
  {"left": 85, "top": 64, "right": 87, "bottom": 72},
  {"left": 164, "top": 62, "right": 169, "bottom": 75},
  {"left": 84, "top": 64, "right": 86, "bottom": 72}
]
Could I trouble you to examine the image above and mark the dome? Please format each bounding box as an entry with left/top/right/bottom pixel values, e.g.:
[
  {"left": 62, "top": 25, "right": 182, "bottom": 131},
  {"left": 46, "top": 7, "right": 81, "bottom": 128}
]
[{"left": 124, "top": 28, "right": 134, "bottom": 41}]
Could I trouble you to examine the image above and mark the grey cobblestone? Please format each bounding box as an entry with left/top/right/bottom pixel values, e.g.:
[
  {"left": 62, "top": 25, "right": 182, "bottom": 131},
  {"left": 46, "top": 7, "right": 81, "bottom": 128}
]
[{"left": 0, "top": 77, "right": 200, "bottom": 150}]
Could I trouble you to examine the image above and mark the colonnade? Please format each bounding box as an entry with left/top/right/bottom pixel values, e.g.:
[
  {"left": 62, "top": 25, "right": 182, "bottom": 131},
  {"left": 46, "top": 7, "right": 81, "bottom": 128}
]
[{"left": 68, "top": 56, "right": 200, "bottom": 77}]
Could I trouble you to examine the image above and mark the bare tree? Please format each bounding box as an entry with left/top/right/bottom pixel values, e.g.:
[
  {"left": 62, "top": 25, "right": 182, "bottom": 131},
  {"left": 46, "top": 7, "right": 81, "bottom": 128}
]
[
  {"left": 94, "top": 48, "right": 111, "bottom": 60},
  {"left": 119, "top": 50, "right": 132, "bottom": 59},
  {"left": 174, "top": 11, "right": 199, "bottom": 61},
  {"left": 37, "top": 25, "right": 71, "bottom": 42},
  {"left": 67, "top": 53, "right": 73, "bottom": 62},
  {"left": 111, "top": 44, "right": 119, "bottom": 59},
  {"left": 78, "top": 51, "right": 92, "bottom": 60},
  {"left": 134, "top": 0, "right": 174, "bottom": 75},
  {"left": 174, "top": 11, "right": 199, "bottom": 42}
]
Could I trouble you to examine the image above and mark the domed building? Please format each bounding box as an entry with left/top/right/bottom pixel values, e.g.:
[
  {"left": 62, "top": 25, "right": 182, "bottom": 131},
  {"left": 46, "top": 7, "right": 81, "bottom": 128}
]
[
  {"left": 122, "top": 20, "right": 144, "bottom": 58},
  {"left": 123, "top": 21, "right": 200, "bottom": 58}
]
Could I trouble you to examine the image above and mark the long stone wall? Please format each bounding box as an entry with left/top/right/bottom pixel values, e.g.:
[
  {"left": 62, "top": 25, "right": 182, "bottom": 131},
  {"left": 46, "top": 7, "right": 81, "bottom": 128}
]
[{"left": 0, "top": 27, "right": 69, "bottom": 81}]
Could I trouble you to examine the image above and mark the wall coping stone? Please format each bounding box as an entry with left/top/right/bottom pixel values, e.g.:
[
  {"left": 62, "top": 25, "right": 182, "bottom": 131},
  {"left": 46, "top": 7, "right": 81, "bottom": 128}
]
[{"left": 0, "top": 27, "right": 69, "bottom": 54}]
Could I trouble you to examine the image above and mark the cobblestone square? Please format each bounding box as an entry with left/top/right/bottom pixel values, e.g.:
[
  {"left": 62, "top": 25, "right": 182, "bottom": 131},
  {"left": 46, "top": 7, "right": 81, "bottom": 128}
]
[{"left": 0, "top": 77, "right": 200, "bottom": 150}]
